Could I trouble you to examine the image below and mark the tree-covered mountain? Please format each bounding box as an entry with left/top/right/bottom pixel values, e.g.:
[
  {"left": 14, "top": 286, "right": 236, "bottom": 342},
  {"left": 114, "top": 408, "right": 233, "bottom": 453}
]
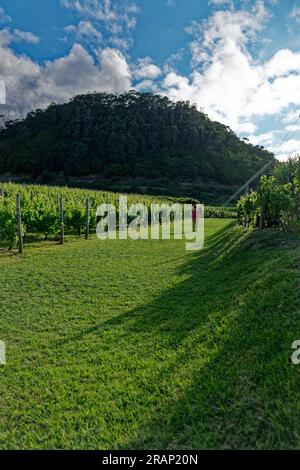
[{"left": 0, "top": 91, "right": 274, "bottom": 188}]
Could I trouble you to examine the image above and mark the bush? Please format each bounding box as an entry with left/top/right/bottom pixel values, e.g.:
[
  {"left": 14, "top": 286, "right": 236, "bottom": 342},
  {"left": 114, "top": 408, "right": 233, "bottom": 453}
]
[{"left": 237, "top": 176, "right": 293, "bottom": 229}]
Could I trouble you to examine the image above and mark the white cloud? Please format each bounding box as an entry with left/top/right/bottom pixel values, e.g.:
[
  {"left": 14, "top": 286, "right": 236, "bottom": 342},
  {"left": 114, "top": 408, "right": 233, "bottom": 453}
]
[
  {"left": 159, "top": 0, "right": 300, "bottom": 159},
  {"left": 0, "top": 39, "right": 131, "bottom": 119},
  {"left": 11, "top": 29, "right": 40, "bottom": 44},
  {"left": 0, "top": 7, "right": 11, "bottom": 24},
  {"left": 60, "top": 0, "right": 138, "bottom": 58},
  {"left": 134, "top": 58, "right": 161, "bottom": 80},
  {"left": 248, "top": 130, "right": 300, "bottom": 161},
  {"left": 0, "top": 28, "right": 40, "bottom": 45},
  {"left": 270, "top": 139, "right": 300, "bottom": 156},
  {"left": 186, "top": 0, "right": 267, "bottom": 59},
  {"left": 0, "top": 79, "right": 5, "bottom": 104},
  {"left": 109, "top": 36, "right": 132, "bottom": 50},
  {"left": 265, "top": 49, "right": 300, "bottom": 77},
  {"left": 244, "top": 73, "right": 300, "bottom": 118},
  {"left": 163, "top": 3, "right": 267, "bottom": 130},
  {"left": 209, "top": 0, "right": 234, "bottom": 6},
  {"left": 282, "top": 110, "right": 300, "bottom": 123},
  {"left": 289, "top": 4, "right": 300, "bottom": 24},
  {"left": 0, "top": 4, "right": 132, "bottom": 119},
  {"left": 235, "top": 122, "right": 258, "bottom": 134},
  {"left": 286, "top": 124, "right": 300, "bottom": 132},
  {"left": 60, "top": 0, "right": 139, "bottom": 33},
  {"left": 135, "top": 79, "right": 158, "bottom": 91},
  {"left": 60, "top": 0, "right": 116, "bottom": 21},
  {"left": 245, "top": 127, "right": 300, "bottom": 164},
  {"left": 64, "top": 21, "right": 102, "bottom": 43},
  {"left": 248, "top": 131, "right": 277, "bottom": 146}
]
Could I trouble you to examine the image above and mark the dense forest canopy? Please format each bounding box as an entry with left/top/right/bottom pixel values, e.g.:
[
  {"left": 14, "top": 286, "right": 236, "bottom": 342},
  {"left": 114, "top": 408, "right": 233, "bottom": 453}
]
[{"left": 0, "top": 91, "right": 274, "bottom": 186}]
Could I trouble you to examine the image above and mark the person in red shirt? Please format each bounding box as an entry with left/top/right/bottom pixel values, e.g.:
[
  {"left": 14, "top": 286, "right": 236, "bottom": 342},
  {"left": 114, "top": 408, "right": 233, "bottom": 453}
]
[{"left": 192, "top": 204, "right": 198, "bottom": 231}]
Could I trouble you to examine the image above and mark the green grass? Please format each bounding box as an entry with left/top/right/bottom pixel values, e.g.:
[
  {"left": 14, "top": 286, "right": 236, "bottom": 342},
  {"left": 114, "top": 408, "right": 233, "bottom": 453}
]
[{"left": 0, "top": 219, "right": 300, "bottom": 449}]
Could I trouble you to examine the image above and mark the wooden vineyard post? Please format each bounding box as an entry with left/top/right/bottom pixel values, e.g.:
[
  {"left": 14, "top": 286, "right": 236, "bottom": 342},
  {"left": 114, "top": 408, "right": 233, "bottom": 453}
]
[
  {"left": 85, "top": 198, "right": 90, "bottom": 240},
  {"left": 0, "top": 188, "right": 3, "bottom": 197},
  {"left": 16, "top": 193, "right": 23, "bottom": 254},
  {"left": 59, "top": 196, "right": 64, "bottom": 245},
  {"left": 259, "top": 205, "right": 264, "bottom": 230}
]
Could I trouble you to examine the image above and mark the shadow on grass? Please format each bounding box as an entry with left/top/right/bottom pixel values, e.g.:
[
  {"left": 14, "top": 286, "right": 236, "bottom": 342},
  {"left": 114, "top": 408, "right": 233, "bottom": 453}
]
[{"left": 60, "top": 223, "right": 300, "bottom": 449}]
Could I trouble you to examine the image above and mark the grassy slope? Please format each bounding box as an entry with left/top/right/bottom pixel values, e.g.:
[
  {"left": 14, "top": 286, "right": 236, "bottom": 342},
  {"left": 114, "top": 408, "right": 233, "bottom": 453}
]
[{"left": 0, "top": 219, "right": 300, "bottom": 449}]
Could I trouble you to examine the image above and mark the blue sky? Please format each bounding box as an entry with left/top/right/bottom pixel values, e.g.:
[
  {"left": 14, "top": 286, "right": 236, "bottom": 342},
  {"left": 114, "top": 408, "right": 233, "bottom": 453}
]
[{"left": 0, "top": 0, "right": 300, "bottom": 159}]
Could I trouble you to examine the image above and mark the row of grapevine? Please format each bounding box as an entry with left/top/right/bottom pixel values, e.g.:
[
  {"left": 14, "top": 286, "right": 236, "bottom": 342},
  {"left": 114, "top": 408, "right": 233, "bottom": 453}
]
[
  {"left": 0, "top": 182, "right": 237, "bottom": 252},
  {"left": 237, "top": 176, "right": 295, "bottom": 229},
  {"left": 204, "top": 206, "right": 236, "bottom": 219},
  {"left": 0, "top": 183, "right": 188, "bottom": 251}
]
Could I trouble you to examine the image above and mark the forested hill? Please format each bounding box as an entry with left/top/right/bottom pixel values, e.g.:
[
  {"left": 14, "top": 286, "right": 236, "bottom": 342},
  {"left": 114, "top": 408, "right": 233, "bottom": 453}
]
[{"left": 0, "top": 91, "right": 274, "bottom": 190}]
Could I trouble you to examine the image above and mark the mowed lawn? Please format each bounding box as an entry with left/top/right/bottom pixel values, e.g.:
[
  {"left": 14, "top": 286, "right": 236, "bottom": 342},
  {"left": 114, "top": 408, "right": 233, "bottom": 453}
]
[{"left": 1, "top": 218, "right": 300, "bottom": 449}]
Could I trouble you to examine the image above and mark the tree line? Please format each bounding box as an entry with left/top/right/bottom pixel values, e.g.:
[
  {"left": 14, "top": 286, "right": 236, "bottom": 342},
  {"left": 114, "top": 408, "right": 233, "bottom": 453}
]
[{"left": 0, "top": 91, "right": 274, "bottom": 187}]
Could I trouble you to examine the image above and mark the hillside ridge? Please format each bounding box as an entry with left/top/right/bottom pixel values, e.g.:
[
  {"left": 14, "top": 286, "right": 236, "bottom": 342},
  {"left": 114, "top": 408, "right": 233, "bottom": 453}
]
[{"left": 0, "top": 91, "right": 274, "bottom": 202}]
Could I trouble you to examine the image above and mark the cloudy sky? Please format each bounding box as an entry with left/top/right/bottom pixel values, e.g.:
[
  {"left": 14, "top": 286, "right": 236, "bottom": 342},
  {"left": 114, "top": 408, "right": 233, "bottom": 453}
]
[{"left": 0, "top": 0, "right": 300, "bottom": 160}]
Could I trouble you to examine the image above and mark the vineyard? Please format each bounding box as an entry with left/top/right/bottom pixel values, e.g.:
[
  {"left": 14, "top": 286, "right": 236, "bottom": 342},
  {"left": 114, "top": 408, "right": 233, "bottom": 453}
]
[
  {"left": 0, "top": 180, "right": 298, "bottom": 451},
  {"left": 0, "top": 183, "right": 236, "bottom": 252}
]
